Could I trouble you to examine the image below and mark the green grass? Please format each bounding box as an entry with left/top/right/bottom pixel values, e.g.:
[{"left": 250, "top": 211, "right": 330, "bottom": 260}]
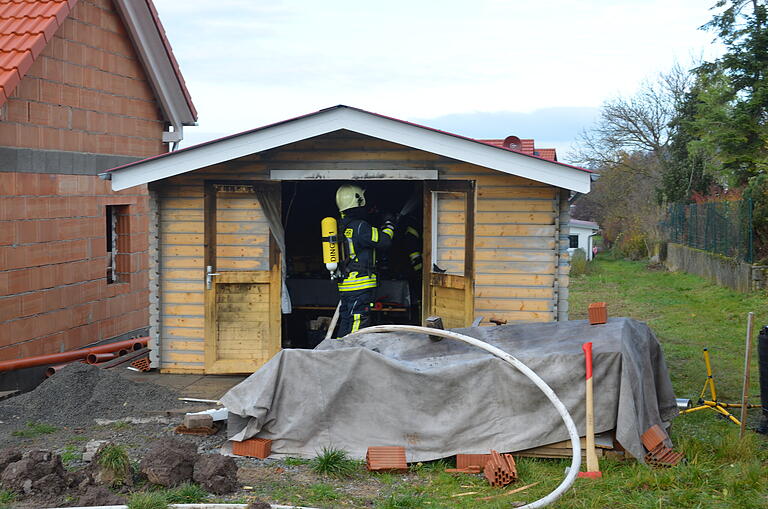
[
  {"left": 310, "top": 446, "right": 359, "bottom": 477},
  {"left": 163, "top": 482, "right": 208, "bottom": 503},
  {"left": 98, "top": 444, "right": 131, "bottom": 485},
  {"left": 60, "top": 444, "right": 82, "bottom": 468},
  {"left": 127, "top": 491, "right": 168, "bottom": 509},
  {"left": 103, "top": 257, "right": 768, "bottom": 508},
  {"left": 0, "top": 489, "right": 16, "bottom": 507},
  {"left": 10, "top": 421, "right": 57, "bottom": 438},
  {"left": 283, "top": 456, "right": 311, "bottom": 466}
]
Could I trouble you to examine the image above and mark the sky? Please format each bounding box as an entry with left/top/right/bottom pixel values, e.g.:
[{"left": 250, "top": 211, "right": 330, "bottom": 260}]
[{"left": 154, "top": 0, "right": 723, "bottom": 163}]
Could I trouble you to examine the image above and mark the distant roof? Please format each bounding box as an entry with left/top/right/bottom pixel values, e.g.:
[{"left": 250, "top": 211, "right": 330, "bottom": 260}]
[
  {"left": 478, "top": 138, "right": 557, "bottom": 161},
  {"left": 570, "top": 219, "right": 600, "bottom": 230},
  {"left": 0, "top": 0, "right": 196, "bottom": 124},
  {"left": 102, "top": 105, "right": 593, "bottom": 194}
]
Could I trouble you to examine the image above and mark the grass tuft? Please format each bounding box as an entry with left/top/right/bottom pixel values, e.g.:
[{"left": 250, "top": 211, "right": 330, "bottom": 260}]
[
  {"left": 310, "top": 446, "right": 358, "bottom": 477},
  {"left": 98, "top": 444, "right": 131, "bottom": 484},
  {"left": 164, "top": 482, "right": 208, "bottom": 503},
  {"left": 0, "top": 490, "right": 16, "bottom": 504},
  {"left": 283, "top": 456, "right": 310, "bottom": 466},
  {"left": 375, "top": 492, "right": 428, "bottom": 508},
  {"left": 127, "top": 491, "right": 169, "bottom": 509},
  {"left": 11, "top": 421, "right": 57, "bottom": 438},
  {"left": 60, "top": 444, "right": 82, "bottom": 468}
]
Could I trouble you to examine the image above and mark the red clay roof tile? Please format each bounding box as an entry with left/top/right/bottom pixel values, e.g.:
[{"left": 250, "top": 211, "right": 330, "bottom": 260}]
[
  {"left": 0, "top": 0, "right": 74, "bottom": 106},
  {"left": 478, "top": 137, "right": 558, "bottom": 161}
]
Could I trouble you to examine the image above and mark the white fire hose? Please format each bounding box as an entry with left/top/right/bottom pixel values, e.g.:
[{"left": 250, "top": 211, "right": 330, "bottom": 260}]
[{"left": 345, "top": 324, "right": 581, "bottom": 509}]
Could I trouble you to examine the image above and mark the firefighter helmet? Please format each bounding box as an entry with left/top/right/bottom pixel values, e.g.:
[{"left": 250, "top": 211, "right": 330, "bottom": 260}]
[{"left": 336, "top": 184, "right": 366, "bottom": 212}]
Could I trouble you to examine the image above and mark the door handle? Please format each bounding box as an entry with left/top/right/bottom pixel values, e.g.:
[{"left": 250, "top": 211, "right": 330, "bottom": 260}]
[{"left": 205, "top": 265, "right": 220, "bottom": 289}]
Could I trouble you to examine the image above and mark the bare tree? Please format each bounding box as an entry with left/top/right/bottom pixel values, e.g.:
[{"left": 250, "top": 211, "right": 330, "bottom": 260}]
[{"left": 570, "top": 63, "right": 694, "bottom": 175}]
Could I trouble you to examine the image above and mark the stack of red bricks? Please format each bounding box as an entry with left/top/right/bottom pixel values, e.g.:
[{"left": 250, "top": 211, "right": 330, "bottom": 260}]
[
  {"left": 642, "top": 424, "right": 683, "bottom": 467},
  {"left": 483, "top": 450, "right": 518, "bottom": 487}
]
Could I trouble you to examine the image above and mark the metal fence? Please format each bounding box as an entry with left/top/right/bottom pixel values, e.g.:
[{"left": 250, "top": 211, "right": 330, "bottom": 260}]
[{"left": 661, "top": 199, "right": 754, "bottom": 263}]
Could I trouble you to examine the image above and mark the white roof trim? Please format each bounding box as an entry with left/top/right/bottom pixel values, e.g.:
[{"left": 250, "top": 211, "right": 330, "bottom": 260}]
[
  {"left": 106, "top": 107, "right": 591, "bottom": 193},
  {"left": 114, "top": 0, "right": 196, "bottom": 127}
]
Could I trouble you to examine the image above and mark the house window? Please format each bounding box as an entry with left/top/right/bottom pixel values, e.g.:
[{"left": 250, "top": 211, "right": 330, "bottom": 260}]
[
  {"left": 569, "top": 235, "right": 579, "bottom": 249},
  {"left": 106, "top": 205, "right": 130, "bottom": 284}
]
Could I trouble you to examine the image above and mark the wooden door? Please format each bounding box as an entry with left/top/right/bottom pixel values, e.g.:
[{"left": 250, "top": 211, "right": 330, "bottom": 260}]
[
  {"left": 422, "top": 180, "right": 475, "bottom": 329},
  {"left": 203, "top": 181, "right": 281, "bottom": 374}
]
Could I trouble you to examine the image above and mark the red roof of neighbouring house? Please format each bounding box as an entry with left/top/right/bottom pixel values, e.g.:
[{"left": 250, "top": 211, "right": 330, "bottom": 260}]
[
  {"left": 0, "top": 0, "right": 196, "bottom": 121},
  {"left": 478, "top": 138, "right": 557, "bottom": 161},
  {"left": 0, "top": 0, "right": 75, "bottom": 104}
]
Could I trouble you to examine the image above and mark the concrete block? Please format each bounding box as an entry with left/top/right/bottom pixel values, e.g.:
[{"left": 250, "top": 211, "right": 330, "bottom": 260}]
[{"left": 183, "top": 413, "right": 213, "bottom": 430}]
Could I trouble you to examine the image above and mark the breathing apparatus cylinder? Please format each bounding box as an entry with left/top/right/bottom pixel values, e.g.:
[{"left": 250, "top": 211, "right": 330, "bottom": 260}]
[{"left": 321, "top": 217, "right": 340, "bottom": 276}]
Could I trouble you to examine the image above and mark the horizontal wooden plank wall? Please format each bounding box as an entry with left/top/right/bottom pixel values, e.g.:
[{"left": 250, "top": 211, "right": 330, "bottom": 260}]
[
  {"left": 156, "top": 177, "right": 272, "bottom": 373},
  {"left": 153, "top": 131, "right": 567, "bottom": 372},
  {"left": 439, "top": 164, "right": 559, "bottom": 324}
]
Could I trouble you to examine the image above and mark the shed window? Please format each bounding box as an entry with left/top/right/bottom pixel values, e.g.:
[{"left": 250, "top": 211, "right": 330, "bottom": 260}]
[
  {"left": 106, "top": 205, "right": 130, "bottom": 284},
  {"left": 569, "top": 235, "right": 579, "bottom": 249}
]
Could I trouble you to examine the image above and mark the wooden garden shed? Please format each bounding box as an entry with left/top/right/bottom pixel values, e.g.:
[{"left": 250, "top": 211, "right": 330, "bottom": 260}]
[{"left": 102, "top": 105, "right": 592, "bottom": 374}]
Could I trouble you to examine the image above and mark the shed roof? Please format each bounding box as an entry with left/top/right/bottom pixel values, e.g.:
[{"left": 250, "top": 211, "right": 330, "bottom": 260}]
[
  {"left": 102, "top": 105, "right": 592, "bottom": 193},
  {"left": 570, "top": 219, "right": 600, "bottom": 230},
  {"left": 0, "top": 0, "right": 196, "bottom": 125}
]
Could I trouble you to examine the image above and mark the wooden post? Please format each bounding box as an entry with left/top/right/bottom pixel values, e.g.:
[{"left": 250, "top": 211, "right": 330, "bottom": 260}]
[{"left": 740, "top": 312, "right": 755, "bottom": 439}]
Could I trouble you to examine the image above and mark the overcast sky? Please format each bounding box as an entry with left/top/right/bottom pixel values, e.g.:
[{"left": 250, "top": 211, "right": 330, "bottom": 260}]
[{"left": 154, "top": 0, "right": 722, "bottom": 163}]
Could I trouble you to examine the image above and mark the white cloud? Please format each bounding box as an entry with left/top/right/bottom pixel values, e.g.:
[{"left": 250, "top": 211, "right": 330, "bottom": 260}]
[{"left": 153, "top": 0, "right": 723, "bottom": 149}]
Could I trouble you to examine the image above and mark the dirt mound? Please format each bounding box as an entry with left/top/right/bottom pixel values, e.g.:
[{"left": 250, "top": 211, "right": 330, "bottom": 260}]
[
  {"left": 0, "top": 363, "right": 180, "bottom": 427},
  {"left": 140, "top": 437, "right": 198, "bottom": 487},
  {"left": 1, "top": 450, "right": 69, "bottom": 497},
  {"left": 194, "top": 454, "right": 238, "bottom": 494},
  {"left": 77, "top": 485, "right": 126, "bottom": 506}
]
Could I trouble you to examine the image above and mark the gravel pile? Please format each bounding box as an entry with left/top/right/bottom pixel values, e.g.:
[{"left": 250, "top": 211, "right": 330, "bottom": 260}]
[{"left": 0, "top": 363, "right": 181, "bottom": 427}]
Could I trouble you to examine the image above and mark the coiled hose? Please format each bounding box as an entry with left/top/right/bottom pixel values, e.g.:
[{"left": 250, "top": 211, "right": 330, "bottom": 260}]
[{"left": 345, "top": 324, "right": 581, "bottom": 508}]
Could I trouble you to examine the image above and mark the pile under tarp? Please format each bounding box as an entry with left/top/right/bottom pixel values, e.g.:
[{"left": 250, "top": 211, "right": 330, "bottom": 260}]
[{"left": 222, "top": 317, "right": 678, "bottom": 462}]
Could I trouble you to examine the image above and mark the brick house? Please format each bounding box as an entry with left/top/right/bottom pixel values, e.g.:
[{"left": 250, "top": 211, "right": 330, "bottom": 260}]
[{"left": 0, "top": 0, "right": 196, "bottom": 376}]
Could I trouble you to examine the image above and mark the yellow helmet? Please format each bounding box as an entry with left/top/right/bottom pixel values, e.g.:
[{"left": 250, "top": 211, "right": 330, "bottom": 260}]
[{"left": 336, "top": 184, "right": 366, "bottom": 212}]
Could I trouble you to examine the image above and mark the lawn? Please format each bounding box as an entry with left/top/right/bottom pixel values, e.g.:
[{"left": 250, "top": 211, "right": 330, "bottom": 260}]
[
  {"left": 237, "top": 258, "right": 768, "bottom": 508},
  {"left": 6, "top": 258, "right": 767, "bottom": 509}
]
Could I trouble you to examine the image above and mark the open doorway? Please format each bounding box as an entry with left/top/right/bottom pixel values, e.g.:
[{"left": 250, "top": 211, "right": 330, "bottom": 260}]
[{"left": 281, "top": 180, "right": 424, "bottom": 348}]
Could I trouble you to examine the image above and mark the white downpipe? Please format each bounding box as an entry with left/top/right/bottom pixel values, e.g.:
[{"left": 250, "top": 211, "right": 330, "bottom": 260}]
[{"left": 345, "top": 324, "right": 581, "bottom": 509}]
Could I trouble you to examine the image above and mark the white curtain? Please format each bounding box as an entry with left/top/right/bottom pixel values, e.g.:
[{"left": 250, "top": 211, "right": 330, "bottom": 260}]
[{"left": 254, "top": 188, "right": 292, "bottom": 314}]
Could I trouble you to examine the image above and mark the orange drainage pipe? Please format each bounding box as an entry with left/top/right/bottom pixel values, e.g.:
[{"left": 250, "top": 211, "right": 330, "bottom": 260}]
[
  {"left": 45, "top": 362, "right": 79, "bottom": 378},
  {"left": 86, "top": 353, "right": 118, "bottom": 365},
  {"left": 0, "top": 337, "right": 148, "bottom": 372}
]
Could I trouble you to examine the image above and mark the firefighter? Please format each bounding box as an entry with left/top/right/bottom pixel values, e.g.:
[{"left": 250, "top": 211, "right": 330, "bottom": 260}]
[
  {"left": 335, "top": 184, "right": 395, "bottom": 337},
  {"left": 401, "top": 218, "right": 423, "bottom": 321}
]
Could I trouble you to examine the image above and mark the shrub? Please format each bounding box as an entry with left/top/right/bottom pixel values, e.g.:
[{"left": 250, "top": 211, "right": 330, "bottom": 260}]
[{"left": 570, "top": 248, "right": 590, "bottom": 276}]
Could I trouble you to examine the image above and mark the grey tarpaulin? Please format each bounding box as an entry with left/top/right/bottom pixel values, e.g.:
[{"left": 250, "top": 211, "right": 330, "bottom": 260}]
[{"left": 222, "top": 318, "right": 678, "bottom": 461}]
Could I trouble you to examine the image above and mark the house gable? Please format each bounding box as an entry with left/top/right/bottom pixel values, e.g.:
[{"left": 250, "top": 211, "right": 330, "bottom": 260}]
[
  {"left": 0, "top": 0, "right": 196, "bottom": 158},
  {"left": 105, "top": 106, "right": 592, "bottom": 193}
]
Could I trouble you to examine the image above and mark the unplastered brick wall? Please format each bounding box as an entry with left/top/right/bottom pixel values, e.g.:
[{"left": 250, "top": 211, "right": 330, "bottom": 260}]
[
  {"left": 0, "top": 0, "right": 166, "bottom": 157},
  {"left": 0, "top": 173, "right": 150, "bottom": 361}
]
